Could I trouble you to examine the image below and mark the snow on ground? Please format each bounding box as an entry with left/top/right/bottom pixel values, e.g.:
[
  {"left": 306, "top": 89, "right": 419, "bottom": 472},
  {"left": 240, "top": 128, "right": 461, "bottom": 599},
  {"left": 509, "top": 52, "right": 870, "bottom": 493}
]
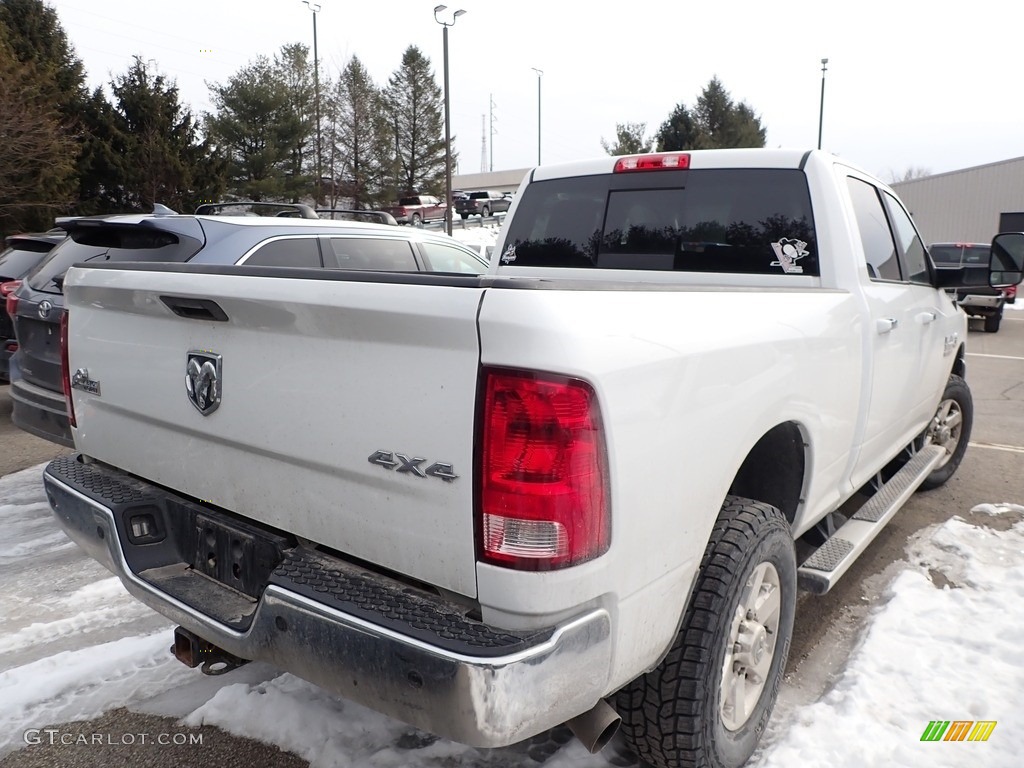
[
  {"left": 448, "top": 222, "right": 500, "bottom": 251},
  {"left": 1, "top": 462, "right": 1021, "bottom": 767}
]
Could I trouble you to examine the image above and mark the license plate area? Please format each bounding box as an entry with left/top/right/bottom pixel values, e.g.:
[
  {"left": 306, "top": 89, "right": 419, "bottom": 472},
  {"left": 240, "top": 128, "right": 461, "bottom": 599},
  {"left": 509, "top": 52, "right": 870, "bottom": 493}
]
[{"left": 190, "top": 511, "right": 286, "bottom": 598}]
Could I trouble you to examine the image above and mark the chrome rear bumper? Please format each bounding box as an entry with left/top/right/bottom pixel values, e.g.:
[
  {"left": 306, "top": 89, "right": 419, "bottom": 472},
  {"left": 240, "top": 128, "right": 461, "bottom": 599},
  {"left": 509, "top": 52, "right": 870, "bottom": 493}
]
[{"left": 43, "top": 457, "right": 612, "bottom": 746}]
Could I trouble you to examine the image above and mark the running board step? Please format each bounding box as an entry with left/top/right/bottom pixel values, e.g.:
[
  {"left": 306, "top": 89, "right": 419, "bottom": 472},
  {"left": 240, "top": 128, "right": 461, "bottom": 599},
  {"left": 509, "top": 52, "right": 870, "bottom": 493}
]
[{"left": 797, "top": 445, "right": 945, "bottom": 594}]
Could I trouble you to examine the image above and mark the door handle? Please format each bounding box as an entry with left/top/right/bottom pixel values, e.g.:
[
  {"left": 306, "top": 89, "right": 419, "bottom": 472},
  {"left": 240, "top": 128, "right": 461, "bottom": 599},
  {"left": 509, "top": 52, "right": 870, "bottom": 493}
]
[
  {"left": 876, "top": 317, "right": 899, "bottom": 334},
  {"left": 160, "top": 296, "right": 229, "bottom": 322},
  {"left": 916, "top": 311, "right": 937, "bottom": 324}
]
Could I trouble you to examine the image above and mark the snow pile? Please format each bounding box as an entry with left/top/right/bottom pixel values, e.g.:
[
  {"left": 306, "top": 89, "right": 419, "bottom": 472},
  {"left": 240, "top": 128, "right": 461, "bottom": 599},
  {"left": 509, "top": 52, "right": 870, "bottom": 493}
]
[
  {"left": 448, "top": 224, "right": 500, "bottom": 250},
  {"left": 750, "top": 509, "right": 1024, "bottom": 768}
]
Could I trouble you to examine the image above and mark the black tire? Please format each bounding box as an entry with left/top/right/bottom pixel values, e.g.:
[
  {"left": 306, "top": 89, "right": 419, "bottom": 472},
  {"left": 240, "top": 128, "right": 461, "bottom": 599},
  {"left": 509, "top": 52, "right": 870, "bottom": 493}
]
[
  {"left": 617, "top": 496, "right": 796, "bottom": 768},
  {"left": 411, "top": 212, "right": 422, "bottom": 226},
  {"left": 918, "top": 374, "right": 973, "bottom": 490},
  {"left": 460, "top": 213, "right": 468, "bottom": 220},
  {"left": 983, "top": 312, "right": 1001, "bottom": 333},
  {"left": 482, "top": 206, "right": 490, "bottom": 218}
]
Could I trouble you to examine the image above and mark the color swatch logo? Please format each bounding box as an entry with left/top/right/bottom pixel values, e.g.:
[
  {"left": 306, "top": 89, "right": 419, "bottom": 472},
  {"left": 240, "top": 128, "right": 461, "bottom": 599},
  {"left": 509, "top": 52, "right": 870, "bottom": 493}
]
[{"left": 920, "top": 720, "right": 997, "bottom": 742}]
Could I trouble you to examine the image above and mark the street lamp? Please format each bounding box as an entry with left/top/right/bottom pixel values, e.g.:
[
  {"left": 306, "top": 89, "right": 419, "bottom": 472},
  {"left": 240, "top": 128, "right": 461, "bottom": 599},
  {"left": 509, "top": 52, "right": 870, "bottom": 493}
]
[
  {"left": 434, "top": 4, "right": 465, "bottom": 236},
  {"left": 303, "top": 1, "right": 322, "bottom": 205},
  {"left": 531, "top": 68, "right": 543, "bottom": 165},
  {"left": 817, "top": 57, "right": 828, "bottom": 151}
]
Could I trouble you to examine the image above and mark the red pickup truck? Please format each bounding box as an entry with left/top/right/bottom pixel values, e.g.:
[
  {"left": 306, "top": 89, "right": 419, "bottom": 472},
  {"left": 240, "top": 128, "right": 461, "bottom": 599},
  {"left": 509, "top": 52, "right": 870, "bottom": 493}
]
[{"left": 386, "top": 195, "right": 447, "bottom": 225}]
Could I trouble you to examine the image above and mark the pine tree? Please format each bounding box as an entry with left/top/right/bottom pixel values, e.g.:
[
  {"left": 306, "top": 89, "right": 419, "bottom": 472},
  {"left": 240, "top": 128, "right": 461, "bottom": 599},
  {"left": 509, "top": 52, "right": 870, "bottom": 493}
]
[
  {"left": 328, "top": 56, "right": 391, "bottom": 209},
  {"left": 0, "top": 22, "right": 76, "bottom": 233},
  {"left": 0, "top": 0, "right": 85, "bottom": 105},
  {"left": 656, "top": 77, "right": 766, "bottom": 151},
  {"left": 109, "top": 57, "right": 214, "bottom": 212},
  {"left": 691, "top": 77, "right": 766, "bottom": 149},
  {"left": 384, "top": 46, "right": 446, "bottom": 199},
  {"left": 0, "top": 0, "right": 83, "bottom": 231},
  {"left": 75, "top": 86, "right": 127, "bottom": 215},
  {"left": 273, "top": 44, "right": 316, "bottom": 203},
  {"left": 205, "top": 55, "right": 304, "bottom": 201},
  {"left": 656, "top": 103, "right": 699, "bottom": 152}
]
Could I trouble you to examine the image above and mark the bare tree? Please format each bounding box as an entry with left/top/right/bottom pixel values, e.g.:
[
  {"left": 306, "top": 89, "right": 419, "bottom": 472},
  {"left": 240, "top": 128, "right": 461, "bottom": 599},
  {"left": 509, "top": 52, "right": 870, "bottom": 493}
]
[
  {"left": 601, "top": 122, "right": 653, "bottom": 155},
  {"left": 886, "top": 166, "right": 932, "bottom": 184}
]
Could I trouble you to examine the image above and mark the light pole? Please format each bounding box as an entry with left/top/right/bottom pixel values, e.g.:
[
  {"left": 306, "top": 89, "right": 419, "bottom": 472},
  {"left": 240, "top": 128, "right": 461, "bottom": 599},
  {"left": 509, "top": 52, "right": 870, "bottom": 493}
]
[
  {"left": 434, "top": 5, "right": 465, "bottom": 236},
  {"left": 817, "top": 57, "right": 828, "bottom": 151},
  {"left": 303, "top": 1, "right": 322, "bottom": 205},
  {"left": 531, "top": 68, "right": 543, "bottom": 165}
]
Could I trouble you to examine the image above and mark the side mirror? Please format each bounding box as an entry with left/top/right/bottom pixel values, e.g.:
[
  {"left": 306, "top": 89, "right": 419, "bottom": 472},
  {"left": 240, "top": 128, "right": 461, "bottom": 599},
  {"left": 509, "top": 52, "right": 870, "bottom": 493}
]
[{"left": 990, "top": 232, "right": 1024, "bottom": 287}]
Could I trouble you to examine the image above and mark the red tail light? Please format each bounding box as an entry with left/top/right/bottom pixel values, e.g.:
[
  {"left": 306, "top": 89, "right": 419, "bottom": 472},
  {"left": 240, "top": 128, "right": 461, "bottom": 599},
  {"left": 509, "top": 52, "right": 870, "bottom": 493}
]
[
  {"left": 1006, "top": 284, "right": 1017, "bottom": 299},
  {"left": 479, "top": 368, "right": 609, "bottom": 570},
  {"left": 60, "top": 310, "right": 76, "bottom": 428},
  {"left": 2, "top": 280, "right": 20, "bottom": 316},
  {"left": 613, "top": 152, "right": 690, "bottom": 173}
]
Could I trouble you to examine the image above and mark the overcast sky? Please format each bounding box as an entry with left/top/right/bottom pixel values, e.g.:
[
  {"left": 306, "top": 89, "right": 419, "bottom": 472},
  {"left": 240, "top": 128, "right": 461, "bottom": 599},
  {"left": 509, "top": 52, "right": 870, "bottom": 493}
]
[{"left": 47, "top": 0, "right": 1024, "bottom": 181}]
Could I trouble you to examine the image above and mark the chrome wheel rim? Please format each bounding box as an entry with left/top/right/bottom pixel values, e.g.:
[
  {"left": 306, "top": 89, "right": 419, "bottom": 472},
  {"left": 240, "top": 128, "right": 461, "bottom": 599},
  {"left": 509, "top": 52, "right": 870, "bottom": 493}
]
[
  {"left": 720, "top": 562, "right": 782, "bottom": 731},
  {"left": 925, "top": 397, "right": 963, "bottom": 469}
]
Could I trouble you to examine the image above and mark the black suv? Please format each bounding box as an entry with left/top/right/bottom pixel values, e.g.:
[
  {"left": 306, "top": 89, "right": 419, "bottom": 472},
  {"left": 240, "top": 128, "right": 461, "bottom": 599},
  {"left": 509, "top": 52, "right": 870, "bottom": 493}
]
[
  {"left": 1, "top": 230, "right": 66, "bottom": 382},
  {"left": 454, "top": 190, "right": 512, "bottom": 219},
  {"left": 929, "top": 242, "right": 1013, "bottom": 332},
  {"left": 8, "top": 208, "right": 487, "bottom": 447}
]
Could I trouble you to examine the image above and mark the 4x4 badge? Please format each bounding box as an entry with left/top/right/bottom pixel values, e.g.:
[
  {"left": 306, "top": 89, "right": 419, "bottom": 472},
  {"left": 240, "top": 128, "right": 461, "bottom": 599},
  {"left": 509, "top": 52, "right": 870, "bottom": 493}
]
[{"left": 185, "top": 351, "right": 222, "bottom": 415}]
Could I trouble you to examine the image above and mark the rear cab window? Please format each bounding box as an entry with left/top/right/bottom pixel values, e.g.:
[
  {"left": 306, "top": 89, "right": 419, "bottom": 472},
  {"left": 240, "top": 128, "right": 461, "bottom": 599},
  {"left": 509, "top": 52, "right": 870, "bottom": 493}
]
[{"left": 499, "top": 168, "right": 818, "bottom": 276}]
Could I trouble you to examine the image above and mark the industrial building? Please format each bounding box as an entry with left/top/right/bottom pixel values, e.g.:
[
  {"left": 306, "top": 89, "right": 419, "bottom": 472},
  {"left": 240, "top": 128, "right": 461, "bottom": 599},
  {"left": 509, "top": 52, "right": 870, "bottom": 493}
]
[{"left": 892, "top": 156, "right": 1024, "bottom": 243}]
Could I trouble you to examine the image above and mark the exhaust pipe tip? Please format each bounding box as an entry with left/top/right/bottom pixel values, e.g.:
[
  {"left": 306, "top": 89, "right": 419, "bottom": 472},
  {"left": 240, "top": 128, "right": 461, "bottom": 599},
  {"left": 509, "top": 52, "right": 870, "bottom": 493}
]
[{"left": 565, "top": 699, "right": 621, "bottom": 754}]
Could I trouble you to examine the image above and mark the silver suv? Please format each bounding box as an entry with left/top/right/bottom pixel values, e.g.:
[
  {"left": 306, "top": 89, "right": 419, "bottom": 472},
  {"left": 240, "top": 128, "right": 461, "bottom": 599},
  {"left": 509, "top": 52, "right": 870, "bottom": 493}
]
[{"left": 8, "top": 208, "right": 487, "bottom": 447}]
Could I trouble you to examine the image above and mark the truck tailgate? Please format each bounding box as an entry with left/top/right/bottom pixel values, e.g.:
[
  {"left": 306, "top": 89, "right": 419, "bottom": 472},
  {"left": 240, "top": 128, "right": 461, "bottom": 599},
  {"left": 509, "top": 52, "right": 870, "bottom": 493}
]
[{"left": 64, "top": 267, "right": 485, "bottom": 597}]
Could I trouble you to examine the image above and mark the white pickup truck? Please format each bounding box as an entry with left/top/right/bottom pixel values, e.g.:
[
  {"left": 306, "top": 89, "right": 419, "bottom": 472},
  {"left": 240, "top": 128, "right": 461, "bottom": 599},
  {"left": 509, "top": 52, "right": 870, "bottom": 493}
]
[{"left": 43, "top": 150, "right": 1024, "bottom": 768}]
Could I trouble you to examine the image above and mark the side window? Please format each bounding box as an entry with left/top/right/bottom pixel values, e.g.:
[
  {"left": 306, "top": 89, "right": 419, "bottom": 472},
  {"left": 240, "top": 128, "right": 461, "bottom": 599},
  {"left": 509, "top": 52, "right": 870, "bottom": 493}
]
[
  {"left": 882, "top": 192, "right": 930, "bottom": 284},
  {"left": 419, "top": 241, "right": 488, "bottom": 274},
  {"left": 245, "top": 238, "right": 322, "bottom": 267},
  {"left": 846, "top": 178, "right": 901, "bottom": 281},
  {"left": 329, "top": 238, "right": 418, "bottom": 271}
]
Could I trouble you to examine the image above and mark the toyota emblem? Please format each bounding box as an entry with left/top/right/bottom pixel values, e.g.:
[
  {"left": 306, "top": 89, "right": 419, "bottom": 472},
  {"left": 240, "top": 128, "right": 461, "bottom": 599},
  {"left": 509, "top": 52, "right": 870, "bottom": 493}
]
[{"left": 37, "top": 300, "right": 53, "bottom": 319}]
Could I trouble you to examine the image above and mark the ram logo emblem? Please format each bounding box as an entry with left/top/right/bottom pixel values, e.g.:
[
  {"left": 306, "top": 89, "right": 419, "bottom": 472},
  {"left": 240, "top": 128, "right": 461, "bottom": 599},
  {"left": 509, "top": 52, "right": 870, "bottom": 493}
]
[
  {"left": 185, "top": 351, "right": 222, "bottom": 415},
  {"left": 368, "top": 450, "right": 458, "bottom": 482}
]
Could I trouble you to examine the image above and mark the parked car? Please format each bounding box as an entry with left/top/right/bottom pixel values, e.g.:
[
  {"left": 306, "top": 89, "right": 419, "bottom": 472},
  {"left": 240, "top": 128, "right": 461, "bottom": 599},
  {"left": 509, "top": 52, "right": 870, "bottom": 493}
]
[
  {"left": 1, "top": 230, "right": 66, "bottom": 382},
  {"left": 454, "top": 190, "right": 512, "bottom": 219},
  {"left": 384, "top": 195, "right": 447, "bottom": 225},
  {"left": 8, "top": 209, "right": 486, "bottom": 447},
  {"left": 316, "top": 209, "right": 399, "bottom": 226},
  {"left": 929, "top": 242, "right": 1012, "bottom": 332}
]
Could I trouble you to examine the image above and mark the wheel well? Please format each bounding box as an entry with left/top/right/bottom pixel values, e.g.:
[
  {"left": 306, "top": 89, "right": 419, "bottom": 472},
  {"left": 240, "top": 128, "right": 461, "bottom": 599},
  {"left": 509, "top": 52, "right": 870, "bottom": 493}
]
[
  {"left": 727, "top": 423, "right": 806, "bottom": 524},
  {"left": 952, "top": 344, "right": 967, "bottom": 379}
]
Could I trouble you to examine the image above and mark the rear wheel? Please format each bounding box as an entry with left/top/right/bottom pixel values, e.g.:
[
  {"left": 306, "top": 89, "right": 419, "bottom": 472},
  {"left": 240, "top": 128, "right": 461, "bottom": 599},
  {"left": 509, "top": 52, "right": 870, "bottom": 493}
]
[
  {"left": 918, "top": 374, "right": 973, "bottom": 490},
  {"left": 482, "top": 206, "right": 491, "bottom": 218},
  {"left": 617, "top": 496, "right": 795, "bottom": 768},
  {"left": 411, "top": 212, "right": 422, "bottom": 226},
  {"left": 983, "top": 311, "right": 1002, "bottom": 333},
  {"left": 460, "top": 213, "right": 468, "bottom": 220}
]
